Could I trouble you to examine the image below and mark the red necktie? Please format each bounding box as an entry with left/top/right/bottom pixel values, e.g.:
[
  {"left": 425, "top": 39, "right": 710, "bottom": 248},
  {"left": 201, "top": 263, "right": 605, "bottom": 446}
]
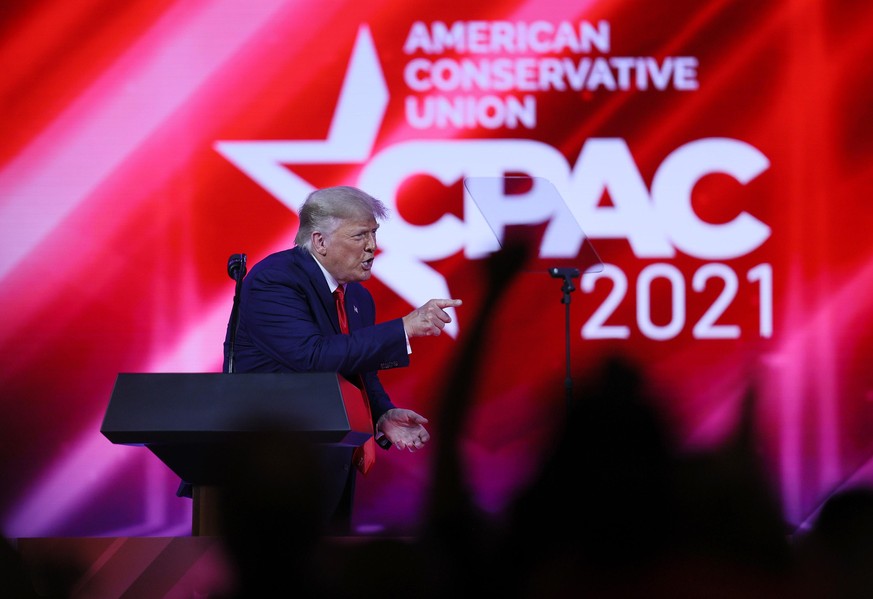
[{"left": 333, "top": 286, "right": 376, "bottom": 474}]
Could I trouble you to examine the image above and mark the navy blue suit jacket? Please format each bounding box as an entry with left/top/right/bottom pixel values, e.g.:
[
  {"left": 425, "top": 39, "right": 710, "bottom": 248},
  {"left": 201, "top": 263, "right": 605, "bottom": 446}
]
[{"left": 224, "top": 245, "right": 410, "bottom": 426}]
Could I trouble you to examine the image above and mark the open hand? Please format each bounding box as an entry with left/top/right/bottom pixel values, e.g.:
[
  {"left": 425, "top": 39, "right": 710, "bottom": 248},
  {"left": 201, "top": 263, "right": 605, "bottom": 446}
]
[{"left": 377, "top": 408, "right": 430, "bottom": 452}]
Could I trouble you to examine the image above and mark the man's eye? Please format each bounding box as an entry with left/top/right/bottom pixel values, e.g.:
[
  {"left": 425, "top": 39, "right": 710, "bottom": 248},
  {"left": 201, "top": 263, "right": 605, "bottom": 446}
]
[{"left": 349, "top": 230, "right": 376, "bottom": 243}]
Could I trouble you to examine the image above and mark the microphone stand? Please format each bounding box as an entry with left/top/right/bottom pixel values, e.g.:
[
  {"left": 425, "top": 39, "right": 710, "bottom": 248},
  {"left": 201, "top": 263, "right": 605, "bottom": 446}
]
[
  {"left": 226, "top": 253, "right": 247, "bottom": 373},
  {"left": 180, "top": 253, "right": 246, "bottom": 499},
  {"left": 549, "top": 267, "right": 580, "bottom": 412}
]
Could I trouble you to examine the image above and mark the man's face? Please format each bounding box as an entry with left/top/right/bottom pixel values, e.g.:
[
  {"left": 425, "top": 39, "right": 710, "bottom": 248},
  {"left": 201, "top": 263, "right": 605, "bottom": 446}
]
[{"left": 315, "top": 216, "right": 379, "bottom": 284}]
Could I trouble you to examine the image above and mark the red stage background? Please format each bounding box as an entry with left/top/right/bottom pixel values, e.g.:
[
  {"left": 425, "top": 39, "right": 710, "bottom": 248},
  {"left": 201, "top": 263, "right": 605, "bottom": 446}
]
[{"left": 2, "top": 0, "right": 873, "bottom": 539}]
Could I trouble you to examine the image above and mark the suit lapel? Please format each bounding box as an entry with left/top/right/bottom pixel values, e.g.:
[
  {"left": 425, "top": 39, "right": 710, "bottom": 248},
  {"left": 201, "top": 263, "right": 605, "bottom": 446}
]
[{"left": 345, "top": 285, "right": 365, "bottom": 332}]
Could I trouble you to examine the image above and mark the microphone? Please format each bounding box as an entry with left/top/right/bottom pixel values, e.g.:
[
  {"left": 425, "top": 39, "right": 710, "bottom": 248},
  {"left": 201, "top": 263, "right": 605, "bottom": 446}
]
[
  {"left": 548, "top": 266, "right": 580, "bottom": 279},
  {"left": 228, "top": 253, "right": 247, "bottom": 281}
]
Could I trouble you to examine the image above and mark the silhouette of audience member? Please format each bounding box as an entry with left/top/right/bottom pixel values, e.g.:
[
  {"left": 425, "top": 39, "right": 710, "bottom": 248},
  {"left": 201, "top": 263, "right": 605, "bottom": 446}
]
[
  {"left": 664, "top": 386, "right": 799, "bottom": 597},
  {"left": 794, "top": 485, "right": 873, "bottom": 598},
  {"left": 489, "top": 362, "right": 807, "bottom": 597},
  {"left": 213, "top": 419, "right": 329, "bottom": 598},
  {"left": 0, "top": 534, "right": 40, "bottom": 599},
  {"left": 494, "top": 355, "right": 679, "bottom": 597},
  {"left": 416, "top": 240, "right": 528, "bottom": 596}
]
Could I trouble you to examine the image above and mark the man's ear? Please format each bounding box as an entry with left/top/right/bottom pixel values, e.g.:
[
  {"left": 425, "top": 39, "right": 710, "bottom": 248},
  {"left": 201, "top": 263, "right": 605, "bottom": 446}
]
[{"left": 311, "top": 231, "right": 328, "bottom": 256}]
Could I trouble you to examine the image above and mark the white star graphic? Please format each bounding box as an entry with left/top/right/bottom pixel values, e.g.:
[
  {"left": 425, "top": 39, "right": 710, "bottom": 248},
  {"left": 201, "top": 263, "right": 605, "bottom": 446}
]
[{"left": 213, "top": 24, "right": 388, "bottom": 213}]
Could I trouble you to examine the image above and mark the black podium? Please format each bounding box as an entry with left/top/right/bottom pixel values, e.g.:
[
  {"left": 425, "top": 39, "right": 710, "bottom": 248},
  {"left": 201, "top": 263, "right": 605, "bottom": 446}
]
[{"left": 101, "top": 372, "right": 369, "bottom": 534}]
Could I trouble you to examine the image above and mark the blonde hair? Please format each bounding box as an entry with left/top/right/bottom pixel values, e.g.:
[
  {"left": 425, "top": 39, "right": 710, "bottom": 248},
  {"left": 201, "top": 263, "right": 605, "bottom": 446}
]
[{"left": 295, "top": 186, "right": 388, "bottom": 249}]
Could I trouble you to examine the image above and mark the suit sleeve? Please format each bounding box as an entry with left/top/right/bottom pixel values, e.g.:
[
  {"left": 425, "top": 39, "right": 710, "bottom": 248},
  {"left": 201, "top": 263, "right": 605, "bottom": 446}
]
[{"left": 240, "top": 261, "right": 410, "bottom": 378}]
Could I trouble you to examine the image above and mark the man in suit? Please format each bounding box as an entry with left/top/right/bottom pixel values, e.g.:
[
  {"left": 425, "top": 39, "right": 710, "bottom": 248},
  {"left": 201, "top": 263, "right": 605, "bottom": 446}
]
[{"left": 223, "top": 185, "right": 462, "bottom": 533}]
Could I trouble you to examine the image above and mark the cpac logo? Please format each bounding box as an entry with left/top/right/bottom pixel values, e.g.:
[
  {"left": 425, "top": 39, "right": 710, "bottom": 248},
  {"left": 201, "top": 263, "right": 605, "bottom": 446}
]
[{"left": 216, "top": 26, "right": 770, "bottom": 338}]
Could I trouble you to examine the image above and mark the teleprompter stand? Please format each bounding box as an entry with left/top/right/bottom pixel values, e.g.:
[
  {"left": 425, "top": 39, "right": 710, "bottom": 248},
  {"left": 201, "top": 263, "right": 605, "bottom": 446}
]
[
  {"left": 549, "top": 266, "right": 581, "bottom": 411},
  {"left": 463, "top": 176, "right": 602, "bottom": 413}
]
